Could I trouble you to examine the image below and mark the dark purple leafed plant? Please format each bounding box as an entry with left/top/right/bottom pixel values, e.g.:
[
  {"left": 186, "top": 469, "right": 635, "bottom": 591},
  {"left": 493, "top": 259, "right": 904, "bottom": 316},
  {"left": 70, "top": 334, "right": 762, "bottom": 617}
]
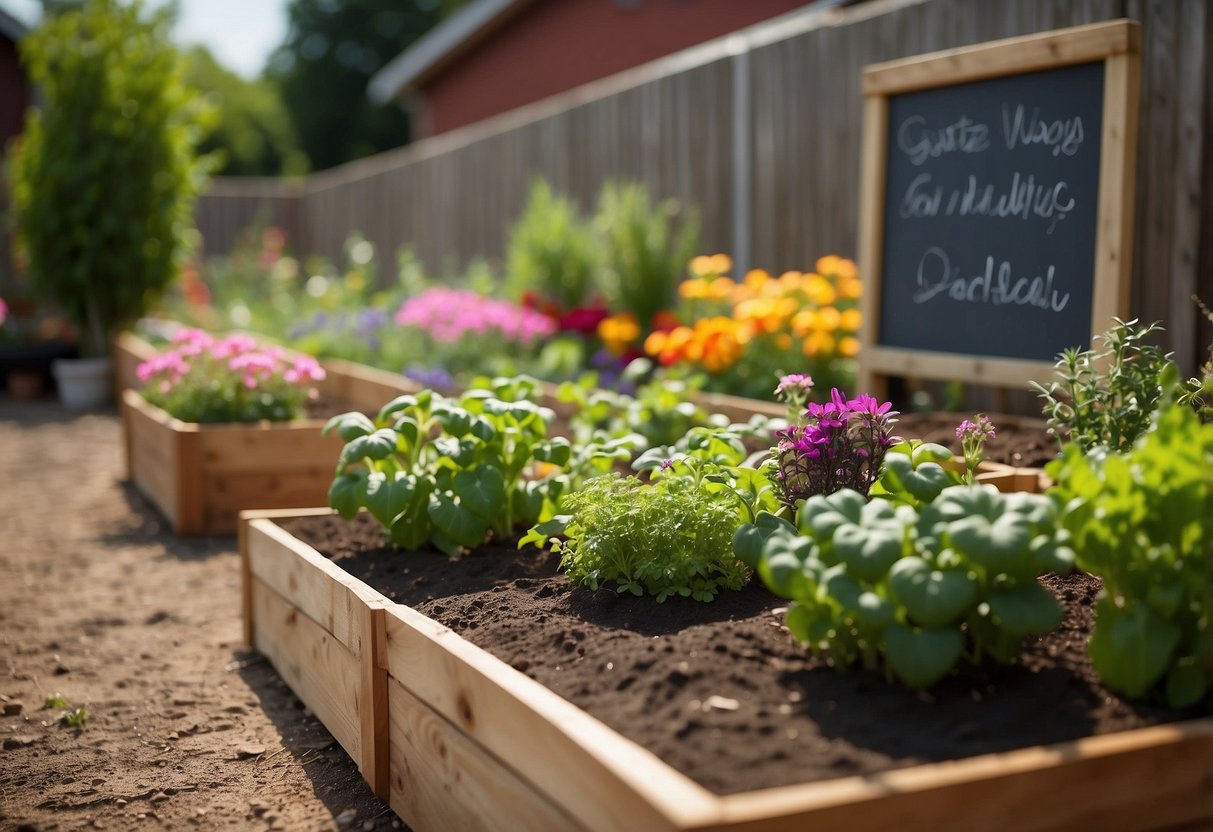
[{"left": 772, "top": 388, "right": 898, "bottom": 507}]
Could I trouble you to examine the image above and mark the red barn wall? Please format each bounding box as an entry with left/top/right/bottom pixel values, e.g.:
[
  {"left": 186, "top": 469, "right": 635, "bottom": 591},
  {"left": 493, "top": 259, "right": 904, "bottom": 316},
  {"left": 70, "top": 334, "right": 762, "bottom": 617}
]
[{"left": 418, "top": 0, "right": 808, "bottom": 137}]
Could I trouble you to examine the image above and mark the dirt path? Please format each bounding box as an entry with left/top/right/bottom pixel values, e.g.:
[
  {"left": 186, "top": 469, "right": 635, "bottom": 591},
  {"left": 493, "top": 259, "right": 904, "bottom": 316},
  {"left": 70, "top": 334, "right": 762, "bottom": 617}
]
[{"left": 0, "top": 400, "right": 399, "bottom": 831}]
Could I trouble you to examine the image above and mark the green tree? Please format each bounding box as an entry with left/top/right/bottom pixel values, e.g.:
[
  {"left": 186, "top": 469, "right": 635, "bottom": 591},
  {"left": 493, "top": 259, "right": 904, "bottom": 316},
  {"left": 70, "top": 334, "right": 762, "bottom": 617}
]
[
  {"left": 9, "top": 0, "right": 214, "bottom": 355},
  {"left": 185, "top": 46, "right": 307, "bottom": 177},
  {"left": 268, "top": 0, "right": 467, "bottom": 171}
]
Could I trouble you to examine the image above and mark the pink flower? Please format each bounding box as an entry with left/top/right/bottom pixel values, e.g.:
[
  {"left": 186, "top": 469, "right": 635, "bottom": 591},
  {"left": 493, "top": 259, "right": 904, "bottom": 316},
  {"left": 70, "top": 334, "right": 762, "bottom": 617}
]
[{"left": 0, "top": 298, "right": 8, "bottom": 327}]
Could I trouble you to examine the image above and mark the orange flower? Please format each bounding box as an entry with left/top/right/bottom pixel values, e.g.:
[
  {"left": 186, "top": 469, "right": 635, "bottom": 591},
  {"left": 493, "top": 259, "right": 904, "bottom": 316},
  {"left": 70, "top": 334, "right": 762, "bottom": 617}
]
[
  {"left": 840, "top": 308, "right": 862, "bottom": 332},
  {"left": 839, "top": 336, "right": 861, "bottom": 357}
]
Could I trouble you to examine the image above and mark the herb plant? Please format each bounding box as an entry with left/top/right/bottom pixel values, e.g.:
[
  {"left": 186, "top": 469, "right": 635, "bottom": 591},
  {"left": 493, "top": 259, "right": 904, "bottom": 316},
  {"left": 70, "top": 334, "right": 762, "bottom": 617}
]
[
  {"left": 1048, "top": 400, "right": 1213, "bottom": 706},
  {"left": 524, "top": 425, "right": 777, "bottom": 602},
  {"left": 504, "top": 180, "right": 600, "bottom": 310},
  {"left": 734, "top": 486, "right": 1073, "bottom": 689},
  {"left": 325, "top": 377, "right": 571, "bottom": 557},
  {"left": 1178, "top": 296, "right": 1213, "bottom": 423},
  {"left": 138, "top": 328, "right": 326, "bottom": 423},
  {"left": 1031, "top": 318, "right": 1171, "bottom": 453}
]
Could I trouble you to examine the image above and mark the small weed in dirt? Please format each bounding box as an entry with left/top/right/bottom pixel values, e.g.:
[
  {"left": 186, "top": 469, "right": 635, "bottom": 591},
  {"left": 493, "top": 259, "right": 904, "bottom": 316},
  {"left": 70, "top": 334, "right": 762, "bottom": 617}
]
[
  {"left": 61, "top": 706, "right": 88, "bottom": 728},
  {"left": 43, "top": 692, "right": 69, "bottom": 709}
]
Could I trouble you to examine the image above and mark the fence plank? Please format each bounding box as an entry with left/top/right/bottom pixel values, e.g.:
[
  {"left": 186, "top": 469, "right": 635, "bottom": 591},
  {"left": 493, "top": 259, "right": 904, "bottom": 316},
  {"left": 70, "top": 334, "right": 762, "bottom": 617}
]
[{"left": 191, "top": 0, "right": 1208, "bottom": 373}]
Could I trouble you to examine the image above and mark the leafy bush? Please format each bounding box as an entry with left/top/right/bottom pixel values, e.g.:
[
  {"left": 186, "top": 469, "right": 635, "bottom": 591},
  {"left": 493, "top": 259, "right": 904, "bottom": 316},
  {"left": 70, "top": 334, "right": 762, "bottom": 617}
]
[
  {"left": 504, "top": 180, "right": 600, "bottom": 311},
  {"left": 734, "top": 487, "right": 1073, "bottom": 689},
  {"left": 325, "top": 377, "right": 570, "bottom": 557},
  {"left": 527, "top": 425, "right": 775, "bottom": 602},
  {"left": 596, "top": 181, "right": 699, "bottom": 330},
  {"left": 1178, "top": 296, "right": 1213, "bottom": 423},
  {"left": 9, "top": 0, "right": 214, "bottom": 356},
  {"left": 556, "top": 370, "right": 717, "bottom": 450},
  {"left": 138, "top": 328, "right": 325, "bottom": 423},
  {"left": 1031, "top": 318, "right": 1171, "bottom": 454},
  {"left": 1048, "top": 400, "right": 1213, "bottom": 706}
]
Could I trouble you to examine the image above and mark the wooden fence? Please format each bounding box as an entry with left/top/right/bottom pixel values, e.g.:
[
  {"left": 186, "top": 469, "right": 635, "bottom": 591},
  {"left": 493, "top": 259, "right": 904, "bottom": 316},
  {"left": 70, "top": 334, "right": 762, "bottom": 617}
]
[{"left": 193, "top": 0, "right": 1213, "bottom": 373}]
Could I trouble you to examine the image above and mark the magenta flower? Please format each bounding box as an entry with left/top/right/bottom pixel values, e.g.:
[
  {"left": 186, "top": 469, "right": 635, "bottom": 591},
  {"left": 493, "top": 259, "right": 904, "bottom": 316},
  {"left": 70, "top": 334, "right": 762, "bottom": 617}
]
[{"left": 772, "top": 388, "right": 897, "bottom": 507}]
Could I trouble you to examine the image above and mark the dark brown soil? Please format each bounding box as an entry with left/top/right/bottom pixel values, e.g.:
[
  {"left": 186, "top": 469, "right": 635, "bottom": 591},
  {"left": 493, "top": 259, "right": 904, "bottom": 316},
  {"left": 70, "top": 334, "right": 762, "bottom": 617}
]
[
  {"left": 282, "top": 513, "right": 1203, "bottom": 797},
  {"left": 896, "top": 411, "right": 1059, "bottom": 468}
]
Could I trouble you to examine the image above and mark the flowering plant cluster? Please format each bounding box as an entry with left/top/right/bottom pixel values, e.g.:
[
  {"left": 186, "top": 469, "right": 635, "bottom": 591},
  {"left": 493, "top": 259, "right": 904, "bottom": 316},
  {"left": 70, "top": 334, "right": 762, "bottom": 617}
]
[
  {"left": 771, "top": 388, "right": 898, "bottom": 508},
  {"left": 956, "top": 414, "right": 996, "bottom": 485},
  {"left": 395, "top": 288, "right": 556, "bottom": 346},
  {"left": 137, "top": 328, "right": 325, "bottom": 423},
  {"left": 617, "top": 254, "right": 862, "bottom": 398}
]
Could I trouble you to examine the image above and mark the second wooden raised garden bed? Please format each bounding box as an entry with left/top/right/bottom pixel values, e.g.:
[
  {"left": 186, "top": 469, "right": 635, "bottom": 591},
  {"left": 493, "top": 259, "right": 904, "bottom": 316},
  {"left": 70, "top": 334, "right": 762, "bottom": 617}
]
[
  {"left": 117, "top": 332, "right": 423, "bottom": 535},
  {"left": 240, "top": 509, "right": 1213, "bottom": 832}
]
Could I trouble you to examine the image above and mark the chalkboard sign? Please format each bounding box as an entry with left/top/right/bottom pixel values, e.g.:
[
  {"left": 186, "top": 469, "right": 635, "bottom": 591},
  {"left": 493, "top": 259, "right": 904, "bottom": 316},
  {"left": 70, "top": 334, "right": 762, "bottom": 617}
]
[{"left": 857, "top": 20, "right": 1140, "bottom": 394}]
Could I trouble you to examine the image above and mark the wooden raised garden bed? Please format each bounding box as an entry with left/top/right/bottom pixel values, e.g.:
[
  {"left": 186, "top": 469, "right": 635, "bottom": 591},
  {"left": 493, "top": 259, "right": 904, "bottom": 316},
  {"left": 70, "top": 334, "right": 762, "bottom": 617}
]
[
  {"left": 240, "top": 509, "right": 1213, "bottom": 832},
  {"left": 116, "top": 331, "right": 422, "bottom": 535}
]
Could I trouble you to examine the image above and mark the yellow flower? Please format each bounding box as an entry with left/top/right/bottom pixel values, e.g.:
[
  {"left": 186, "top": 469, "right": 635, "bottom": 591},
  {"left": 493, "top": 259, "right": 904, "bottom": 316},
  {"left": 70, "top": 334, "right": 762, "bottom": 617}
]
[
  {"left": 690, "top": 253, "right": 733, "bottom": 278},
  {"left": 805, "top": 274, "right": 837, "bottom": 307},
  {"left": 816, "top": 306, "right": 841, "bottom": 333},
  {"left": 815, "top": 255, "right": 842, "bottom": 276},
  {"left": 598, "top": 312, "right": 641, "bottom": 355},
  {"left": 777, "top": 271, "right": 803, "bottom": 293},
  {"left": 709, "top": 276, "right": 735, "bottom": 300},
  {"left": 838, "top": 276, "right": 863, "bottom": 300},
  {"left": 678, "top": 278, "right": 711, "bottom": 300},
  {"left": 833, "top": 258, "right": 859, "bottom": 281},
  {"left": 689, "top": 255, "right": 715, "bottom": 277},
  {"left": 803, "top": 331, "right": 836, "bottom": 357},
  {"left": 792, "top": 309, "right": 816, "bottom": 337},
  {"left": 743, "top": 269, "right": 772, "bottom": 291},
  {"left": 839, "top": 336, "right": 860, "bottom": 357},
  {"left": 840, "top": 308, "right": 862, "bottom": 332}
]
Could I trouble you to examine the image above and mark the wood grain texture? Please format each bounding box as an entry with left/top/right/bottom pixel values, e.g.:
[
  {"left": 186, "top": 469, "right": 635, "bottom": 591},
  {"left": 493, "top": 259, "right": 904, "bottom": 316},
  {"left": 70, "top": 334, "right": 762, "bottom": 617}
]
[
  {"left": 383, "top": 604, "right": 718, "bottom": 832},
  {"left": 387, "top": 678, "right": 587, "bottom": 832},
  {"left": 193, "top": 0, "right": 1212, "bottom": 374},
  {"left": 251, "top": 576, "right": 364, "bottom": 767},
  {"left": 246, "top": 518, "right": 389, "bottom": 653},
  {"left": 861, "top": 19, "right": 1137, "bottom": 94},
  {"left": 709, "top": 719, "right": 1213, "bottom": 832}
]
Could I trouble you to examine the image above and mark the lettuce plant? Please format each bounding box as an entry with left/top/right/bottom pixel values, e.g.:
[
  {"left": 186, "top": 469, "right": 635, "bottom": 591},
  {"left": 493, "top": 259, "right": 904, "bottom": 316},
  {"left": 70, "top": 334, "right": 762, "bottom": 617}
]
[
  {"left": 523, "top": 425, "right": 777, "bottom": 602},
  {"left": 734, "top": 486, "right": 1073, "bottom": 689},
  {"left": 324, "top": 377, "right": 570, "bottom": 557},
  {"left": 1048, "top": 400, "right": 1213, "bottom": 706}
]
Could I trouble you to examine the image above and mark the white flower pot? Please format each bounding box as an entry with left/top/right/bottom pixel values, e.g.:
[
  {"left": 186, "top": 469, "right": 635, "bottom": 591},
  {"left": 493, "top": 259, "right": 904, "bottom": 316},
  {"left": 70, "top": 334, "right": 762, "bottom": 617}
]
[{"left": 52, "top": 356, "right": 114, "bottom": 410}]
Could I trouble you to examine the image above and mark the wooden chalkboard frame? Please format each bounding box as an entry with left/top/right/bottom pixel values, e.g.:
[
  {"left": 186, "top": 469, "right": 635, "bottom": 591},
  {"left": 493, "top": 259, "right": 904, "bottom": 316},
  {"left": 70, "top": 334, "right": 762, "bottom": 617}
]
[{"left": 856, "top": 19, "right": 1141, "bottom": 398}]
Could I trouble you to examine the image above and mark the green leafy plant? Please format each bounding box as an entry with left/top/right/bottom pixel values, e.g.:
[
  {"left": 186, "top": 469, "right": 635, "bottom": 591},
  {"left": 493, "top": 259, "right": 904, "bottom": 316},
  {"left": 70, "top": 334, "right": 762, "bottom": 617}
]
[
  {"left": 8, "top": 0, "right": 215, "bottom": 356},
  {"left": 1031, "top": 318, "right": 1171, "bottom": 454},
  {"left": 869, "top": 439, "right": 960, "bottom": 509},
  {"left": 1178, "top": 296, "right": 1213, "bottom": 423},
  {"left": 525, "top": 425, "right": 777, "bottom": 602},
  {"left": 556, "top": 370, "right": 718, "bottom": 450},
  {"left": 62, "top": 707, "right": 89, "bottom": 728},
  {"left": 734, "top": 486, "right": 1073, "bottom": 689},
  {"left": 325, "top": 377, "right": 571, "bottom": 557},
  {"left": 504, "top": 180, "right": 600, "bottom": 310},
  {"left": 595, "top": 181, "right": 699, "bottom": 330},
  {"left": 44, "top": 693, "right": 70, "bottom": 709},
  {"left": 1048, "top": 400, "right": 1213, "bottom": 706}
]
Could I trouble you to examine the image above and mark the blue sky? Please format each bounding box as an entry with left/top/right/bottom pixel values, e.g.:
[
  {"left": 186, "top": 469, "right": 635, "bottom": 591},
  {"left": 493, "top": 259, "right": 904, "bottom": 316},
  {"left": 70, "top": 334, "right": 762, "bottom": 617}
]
[{"left": 3, "top": 0, "right": 291, "bottom": 78}]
